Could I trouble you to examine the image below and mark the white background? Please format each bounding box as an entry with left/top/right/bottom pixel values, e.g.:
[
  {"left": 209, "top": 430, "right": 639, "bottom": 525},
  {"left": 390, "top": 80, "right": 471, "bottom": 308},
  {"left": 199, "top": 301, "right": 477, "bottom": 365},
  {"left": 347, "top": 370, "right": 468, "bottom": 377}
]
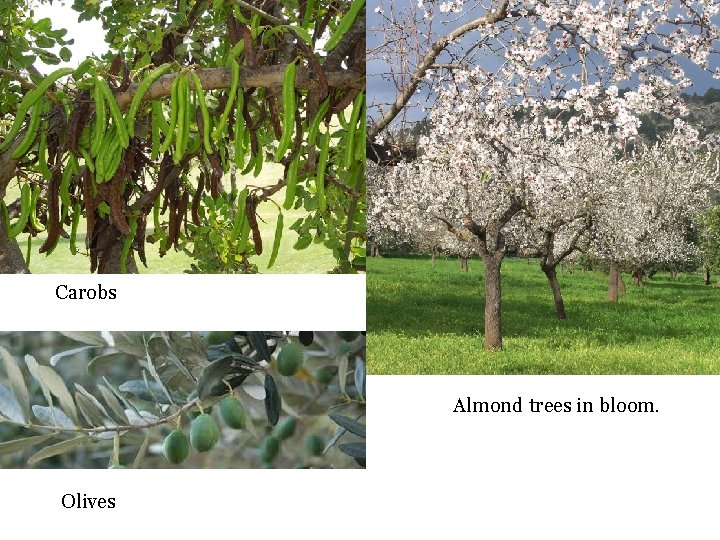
[
  {"left": 3, "top": 374, "right": 720, "bottom": 539},
  {"left": 1, "top": 274, "right": 366, "bottom": 330}
]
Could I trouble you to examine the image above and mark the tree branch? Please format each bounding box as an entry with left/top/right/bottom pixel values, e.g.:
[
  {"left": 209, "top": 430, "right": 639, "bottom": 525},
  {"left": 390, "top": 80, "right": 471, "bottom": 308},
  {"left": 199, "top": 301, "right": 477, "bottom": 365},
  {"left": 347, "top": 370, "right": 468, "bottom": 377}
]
[
  {"left": 114, "top": 65, "right": 363, "bottom": 110},
  {"left": 368, "top": 0, "right": 510, "bottom": 138}
]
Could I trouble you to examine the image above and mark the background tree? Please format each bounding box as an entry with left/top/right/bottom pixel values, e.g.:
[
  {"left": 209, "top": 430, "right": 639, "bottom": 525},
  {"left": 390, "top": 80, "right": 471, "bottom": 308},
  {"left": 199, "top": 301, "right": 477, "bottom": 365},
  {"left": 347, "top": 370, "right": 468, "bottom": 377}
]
[{"left": 0, "top": 0, "right": 366, "bottom": 274}]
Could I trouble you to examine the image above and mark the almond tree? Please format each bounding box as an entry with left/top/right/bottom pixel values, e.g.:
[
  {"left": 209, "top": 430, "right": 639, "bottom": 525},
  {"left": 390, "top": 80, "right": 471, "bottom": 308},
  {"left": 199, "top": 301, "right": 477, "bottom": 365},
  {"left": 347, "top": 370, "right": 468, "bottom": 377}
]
[
  {"left": 370, "top": 0, "right": 720, "bottom": 141},
  {"left": 588, "top": 135, "right": 719, "bottom": 299}
]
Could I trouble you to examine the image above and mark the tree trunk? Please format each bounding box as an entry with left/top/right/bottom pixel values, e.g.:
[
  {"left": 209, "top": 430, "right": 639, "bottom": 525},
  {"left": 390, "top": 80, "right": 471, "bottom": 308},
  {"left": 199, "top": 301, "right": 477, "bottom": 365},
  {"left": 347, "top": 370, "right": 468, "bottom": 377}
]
[
  {"left": 461, "top": 256, "right": 468, "bottom": 272},
  {"left": 431, "top": 249, "right": 436, "bottom": 268},
  {"left": 704, "top": 265, "right": 710, "bottom": 286},
  {"left": 543, "top": 266, "right": 567, "bottom": 320},
  {"left": 632, "top": 267, "right": 644, "bottom": 287},
  {"left": 608, "top": 260, "right": 619, "bottom": 302},
  {"left": 670, "top": 270, "right": 678, "bottom": 280},
  {"left": 482, "top": 254, "right": 503, "bottom": 350},
  {"left": 97, "top": 239, "right": 139, "bottom": 274},
  {"left": 0, "top": 220, "right": 30, "bottom": 273},
  {"left": 618, "top": 272, "right": 626, "bottom": 293}
]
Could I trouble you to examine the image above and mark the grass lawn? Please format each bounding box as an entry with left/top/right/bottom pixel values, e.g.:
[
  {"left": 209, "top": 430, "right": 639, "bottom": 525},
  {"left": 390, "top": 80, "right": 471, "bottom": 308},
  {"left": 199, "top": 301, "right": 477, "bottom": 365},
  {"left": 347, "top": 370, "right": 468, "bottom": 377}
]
[
  {"left": 8, "top": 163, "right": 335, "bottom": 273},
  {"left": 367, "top": 256, "right": 720, "bottom": 374}
]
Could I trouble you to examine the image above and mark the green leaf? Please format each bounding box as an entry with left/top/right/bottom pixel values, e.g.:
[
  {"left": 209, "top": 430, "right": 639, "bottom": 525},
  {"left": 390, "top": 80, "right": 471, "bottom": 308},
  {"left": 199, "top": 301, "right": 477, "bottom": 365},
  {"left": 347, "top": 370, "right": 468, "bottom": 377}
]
[
  {"left": 338, "top": 354, "right": 348, "bottom": 396},
  {"left": 338, "top": 442, "right": 366, "bottom": 464},
  {"left": 0, "top": 345, "right": 29, "bottom": 418},
  {"left": 32, "top": 405, "right": 75, "bottom": 429},
  {"left": 59, "top": 47, "right": 72, "bottom": 62},
  {"left": 75, "top": 393, "right": 111, "bottom": 428},
  {"left": 88, "top": 352, "right": 127, "bottom": 375},
  {"left": 294, "top": 234, "right": 313, "bottom": 250},
  {"left": 49, "top": 345, "right": 97, "bottom": 366},
  {"left": 97, "top": 385, "right": 129, "bottom": 423},
  {"left": 25, "top": 354, "right": 51, "bottom": 407},
  {"left": 247, "top": 332, "right": 271, "bottom": 363},
  {"left": 27, "top": 436, "right": 88, "bottom": 465},
  {"left": 0, "top": 434, "right": 56, "bottom": 456},
  {"left": 0, "top": 384, "right": 24, "bottom": 423},
  {"left": 196, "top": 356, "right": 236, "bottom": 399},
  {"left": 329, "top": 414, "right": 365, "bottom": 438},
  {"left": 132, "top": 431, "right": 151, "bottom": 469},
  {"left": 119, "top": 379, "right": 182, "bottom": 404},
  {"left": 143, "top": 338, "right": 173, "bottom": 405},
  {"left": 354, "top": 357, "right": 365, "bottom": 397},
  {"left": 283, "top": 25, "right": 312, "bottom": 45},
  {"left": 30, "top": 362, "right": 78, "bottom": 424},
  {"left": 264, "top": 373, "right": 281, "bottom": 426},
  {"left": 59, "top": 332, "right": 107, "bottom": 346},
  {"left": 74, "top": 384, "right": 112, "bottom": 423}
]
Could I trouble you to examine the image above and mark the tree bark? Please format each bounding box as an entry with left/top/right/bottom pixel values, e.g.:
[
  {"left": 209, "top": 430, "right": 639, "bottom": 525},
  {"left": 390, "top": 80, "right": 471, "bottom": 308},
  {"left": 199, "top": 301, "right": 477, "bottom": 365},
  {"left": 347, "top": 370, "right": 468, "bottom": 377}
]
[
  {"left": 0, "top": 220, "right": 30, "bottom": 273},
  {"left": 632, "top": 267, "right": 645, "bottom": 287},
  {"left": 608, "top": 260, "right": 619, "bottom": 302},
  {"left": 618, "top": 272, "right": 626, "bottom": 293},
  {"left": 704, "top": 264, "right": 711, "bottom": 286},
  {"left": 431, "top": 249, "right": 436, "bottom": 268},
  {"left": 542, "top": 266, "right": 567, "bottom": 320},
  {"left": 97, "top": 240, "right": 139, "bottom": 274},
  {"left": 482, "top": 253, "right": 503, "bottom": 350}
]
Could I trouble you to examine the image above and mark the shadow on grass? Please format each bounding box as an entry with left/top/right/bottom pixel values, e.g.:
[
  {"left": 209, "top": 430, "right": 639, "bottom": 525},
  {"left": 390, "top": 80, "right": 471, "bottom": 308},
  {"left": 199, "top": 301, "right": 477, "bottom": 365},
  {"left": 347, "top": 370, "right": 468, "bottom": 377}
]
[{"left": 368, "top": 256, "right": 720, "bottom": 348}]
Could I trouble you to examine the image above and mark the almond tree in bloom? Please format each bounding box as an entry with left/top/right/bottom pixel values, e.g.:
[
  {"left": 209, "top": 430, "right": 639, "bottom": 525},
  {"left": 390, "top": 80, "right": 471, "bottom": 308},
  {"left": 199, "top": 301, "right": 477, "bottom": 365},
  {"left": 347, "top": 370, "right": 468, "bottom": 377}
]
[
  {"left": 587, "top": 135, "right": 719, "bottom": 299},
  {"left": 381, "top": 99, "right": 572, "bottom": 349},
  {"left": 514, "top": 132, "right": 627, "bottom": 319},
  {"left": 370, "top": 0, "right": 720, "bottom": 141}
]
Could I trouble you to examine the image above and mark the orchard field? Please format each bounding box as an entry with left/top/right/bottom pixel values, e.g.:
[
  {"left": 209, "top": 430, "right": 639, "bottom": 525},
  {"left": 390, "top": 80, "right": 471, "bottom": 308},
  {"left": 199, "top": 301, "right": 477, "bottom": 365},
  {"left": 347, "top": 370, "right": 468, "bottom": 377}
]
[{"left": 367, "top": 257, "right": 720, "bottom": 375}]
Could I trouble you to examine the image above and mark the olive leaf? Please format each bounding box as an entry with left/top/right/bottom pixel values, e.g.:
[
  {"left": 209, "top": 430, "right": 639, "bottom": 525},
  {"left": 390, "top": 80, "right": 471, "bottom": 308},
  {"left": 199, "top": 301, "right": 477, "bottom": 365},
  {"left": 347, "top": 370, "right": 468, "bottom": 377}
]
[
  {"left": 247, "top": 332, "right": 271, "bottom": 362},
  {"left": 34, "top": 364, "right": 78, "bottom": 424},
  {"left": 143, "top": 337, "right": 173, "bottom": 405},
  {"left": 49, "top": 345, "right": 97, "bottom": 366},
  {"left": 354, "top": 357, "right": 365, "bottom": 397},
  {"left": 264, "top": 373, "right": 281, "bottom": 426},
  {"left": 24, "top": 354, "right": 52, "bottom": 408},
  {"left": 0, "top": 345, "right": 29, "bottom": 418},
  {"left": 338, "top": 442, "right": 365, "bottom": 460},
  {"left": 88, "top": 352, "right": 128, "bottom": 375},
  {"left": 32, "top": 405, "right": 74, "bottom": 429},
  {"left": 27, "top": 436, "right": 89, "bottom": 465},
  {"left": 0, "top": 434, "right": 56, "bottom": 456},
  {"left": 132, "top": 431, "right": 151, "bottom": 469},
  {"left": 329, "top": 413, "right": 366, "bottom": 438},
  {"left": 338, "top": 442, "right": 366, "bottom": 467},
  {"left": 118, "top": 379, "right": 182, "bottom": 404},
  {"left": 59, "top": 332, "right": 106, "bottom": 346},
  {"left": 0, "top": 384, "right": 25, "bottom": 423},
  {"left": 97, "top": 384, "right": 129, "bottom": 424},
  {"left": 196, "top": 356, "right": 236, "bottom": 399}
]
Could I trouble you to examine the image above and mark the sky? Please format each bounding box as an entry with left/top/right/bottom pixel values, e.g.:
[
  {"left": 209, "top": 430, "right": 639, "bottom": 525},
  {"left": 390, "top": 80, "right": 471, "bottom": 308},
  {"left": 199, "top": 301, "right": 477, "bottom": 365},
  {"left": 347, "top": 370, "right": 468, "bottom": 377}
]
[
  {"left": 31, "top": 0, "right": 107, "bottom": 69},
  {"left": 368, "top": 0, "right": 720, "bottom": 128}
]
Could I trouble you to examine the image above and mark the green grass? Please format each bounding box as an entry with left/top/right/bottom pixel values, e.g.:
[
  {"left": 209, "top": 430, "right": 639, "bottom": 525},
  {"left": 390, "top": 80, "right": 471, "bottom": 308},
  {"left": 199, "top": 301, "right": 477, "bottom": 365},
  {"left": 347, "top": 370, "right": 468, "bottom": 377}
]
[
  {"left": 8, "top": 163, "right": 335, "bottom": 273},
  {"left": 367, "top": 256, "right": 720, "bottom": 374}
]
